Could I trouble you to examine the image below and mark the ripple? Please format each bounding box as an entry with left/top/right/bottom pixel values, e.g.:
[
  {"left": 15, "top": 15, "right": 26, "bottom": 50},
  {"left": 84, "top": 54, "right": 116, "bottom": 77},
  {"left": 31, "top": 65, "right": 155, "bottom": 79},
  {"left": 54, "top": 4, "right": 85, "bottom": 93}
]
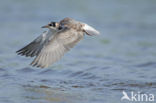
[
  {"left": 69, "top": 71, "right": 100, "bottom": 80},
  {"left": 85, "top": 66, "right": 98, "bottom": 71},
  {"left": 0, "top": 68, "right": 9, "bottom": 77},
  {"left": 103, "top": 80, "right": 156, "bottom": 91},
  {"left": 16, "top": 67, "right": 36, "bottom": 73},
  {"left": 38, "top": 69, "right": 57, "bottom": 75},
  {"left": 22, "top": 84, "right": 51, "bottom": 89},
  {"left": 0, "top": 68, "right": 6, "bottom": 71},
  {"left": 135, "top": 62, "right": 156, "bottom": 68}
]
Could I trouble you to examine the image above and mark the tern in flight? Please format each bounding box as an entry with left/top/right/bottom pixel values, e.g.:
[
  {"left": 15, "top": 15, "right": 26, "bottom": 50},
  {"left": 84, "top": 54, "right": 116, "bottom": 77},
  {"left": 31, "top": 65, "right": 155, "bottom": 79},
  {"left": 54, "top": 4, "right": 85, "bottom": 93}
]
[{"left": 16, "top": 17, "right": 100, "bottom": 68}]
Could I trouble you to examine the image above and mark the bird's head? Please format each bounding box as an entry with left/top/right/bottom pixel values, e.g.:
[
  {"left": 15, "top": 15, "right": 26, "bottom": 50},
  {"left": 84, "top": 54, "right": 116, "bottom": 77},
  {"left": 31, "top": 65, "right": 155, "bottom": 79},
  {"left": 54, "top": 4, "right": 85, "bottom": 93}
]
[{"left": 42, "top": 22, "right": 61, "bottom": 31}]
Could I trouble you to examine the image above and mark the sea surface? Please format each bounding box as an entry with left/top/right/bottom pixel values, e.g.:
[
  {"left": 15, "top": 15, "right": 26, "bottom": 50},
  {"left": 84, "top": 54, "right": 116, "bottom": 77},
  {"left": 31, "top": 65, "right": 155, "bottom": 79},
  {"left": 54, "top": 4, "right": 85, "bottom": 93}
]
[{"left": 0, "top": 0, "right": 156, "bottom": 103}]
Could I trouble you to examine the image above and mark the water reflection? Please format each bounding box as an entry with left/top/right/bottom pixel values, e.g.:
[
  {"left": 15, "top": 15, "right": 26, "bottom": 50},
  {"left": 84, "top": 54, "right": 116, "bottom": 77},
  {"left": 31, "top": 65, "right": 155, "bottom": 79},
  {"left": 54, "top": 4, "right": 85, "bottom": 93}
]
[{"left": 23, "top": 85, "right": 70, "bottom": 103}]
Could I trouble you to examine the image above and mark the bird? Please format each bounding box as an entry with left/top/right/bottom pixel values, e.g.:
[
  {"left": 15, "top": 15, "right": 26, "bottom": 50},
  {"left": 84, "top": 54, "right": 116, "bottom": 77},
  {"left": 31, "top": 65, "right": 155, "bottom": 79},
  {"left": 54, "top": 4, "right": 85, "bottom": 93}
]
[{"left": 16, "top": 17, "right": 100, "bottom": 68}]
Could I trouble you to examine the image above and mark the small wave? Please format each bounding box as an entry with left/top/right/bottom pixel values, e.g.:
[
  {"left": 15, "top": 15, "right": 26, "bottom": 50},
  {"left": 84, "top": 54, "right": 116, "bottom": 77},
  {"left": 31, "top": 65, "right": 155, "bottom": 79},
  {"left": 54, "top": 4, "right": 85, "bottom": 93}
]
[{"left": 16, "top": 67, "right": 36, "bottom": 73}]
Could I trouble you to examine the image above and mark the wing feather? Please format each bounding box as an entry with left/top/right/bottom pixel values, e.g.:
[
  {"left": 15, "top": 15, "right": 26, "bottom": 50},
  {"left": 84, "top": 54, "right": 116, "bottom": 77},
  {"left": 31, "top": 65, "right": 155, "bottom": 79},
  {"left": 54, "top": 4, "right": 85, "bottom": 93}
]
[
  {"left": 31, "top": 29, "right": 84, "bottom": 68},
  {"left": 16, "top": 30, "right": 53, "bottom": 57}
]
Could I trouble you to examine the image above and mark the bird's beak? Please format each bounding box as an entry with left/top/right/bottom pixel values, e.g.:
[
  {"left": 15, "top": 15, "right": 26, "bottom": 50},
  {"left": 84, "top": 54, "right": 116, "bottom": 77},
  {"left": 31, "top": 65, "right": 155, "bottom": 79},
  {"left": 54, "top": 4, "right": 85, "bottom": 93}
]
[{"left": 41, "top": 25, "right": 50, "bottom": 28}]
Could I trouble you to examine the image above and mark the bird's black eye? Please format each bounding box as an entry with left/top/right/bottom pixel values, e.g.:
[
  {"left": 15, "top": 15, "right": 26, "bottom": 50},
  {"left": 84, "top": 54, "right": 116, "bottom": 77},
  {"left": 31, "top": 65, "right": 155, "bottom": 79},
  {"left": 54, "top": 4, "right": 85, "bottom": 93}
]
[
  {"left": 49, "top": 23, "right": 52, "bottom": 26},
  {"left": 49, "top": 22, "right": 56, "bottom": 27}
]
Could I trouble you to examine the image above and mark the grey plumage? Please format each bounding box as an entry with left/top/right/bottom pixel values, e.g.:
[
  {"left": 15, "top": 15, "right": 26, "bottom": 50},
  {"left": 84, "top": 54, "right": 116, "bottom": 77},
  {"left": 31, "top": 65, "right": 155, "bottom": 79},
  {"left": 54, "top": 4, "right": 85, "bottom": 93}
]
[
  {"left": 16, "top": 17, "right": 100, "bottom": 68},
  {"left": 16, "top": 31, "right": 48, "bottom": 57}
]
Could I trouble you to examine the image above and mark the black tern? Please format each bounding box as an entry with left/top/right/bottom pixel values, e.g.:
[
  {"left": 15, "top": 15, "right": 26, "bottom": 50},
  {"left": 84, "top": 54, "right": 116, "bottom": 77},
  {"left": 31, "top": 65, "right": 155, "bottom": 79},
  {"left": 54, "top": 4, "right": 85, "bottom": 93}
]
[{"left": 16, "top": 17, "right": 100, "bottom": 68}]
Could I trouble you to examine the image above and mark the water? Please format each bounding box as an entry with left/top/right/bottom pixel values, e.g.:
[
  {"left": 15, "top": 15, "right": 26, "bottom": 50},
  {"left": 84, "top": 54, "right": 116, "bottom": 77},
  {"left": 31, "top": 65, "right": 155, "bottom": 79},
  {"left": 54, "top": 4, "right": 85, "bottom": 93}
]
[{"left": 0, "top": 0, "right": 156, "bottom": 103}]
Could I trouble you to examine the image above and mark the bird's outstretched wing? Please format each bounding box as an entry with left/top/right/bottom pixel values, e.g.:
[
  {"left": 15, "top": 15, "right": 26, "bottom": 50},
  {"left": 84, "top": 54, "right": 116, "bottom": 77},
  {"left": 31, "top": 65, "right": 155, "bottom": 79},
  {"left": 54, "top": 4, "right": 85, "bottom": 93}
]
[
  {"left": 16, "top": 30, "right": 54, "bottom": 57},
  {"left": 31, "top": 28, "right": 84, "bottom": 68}
]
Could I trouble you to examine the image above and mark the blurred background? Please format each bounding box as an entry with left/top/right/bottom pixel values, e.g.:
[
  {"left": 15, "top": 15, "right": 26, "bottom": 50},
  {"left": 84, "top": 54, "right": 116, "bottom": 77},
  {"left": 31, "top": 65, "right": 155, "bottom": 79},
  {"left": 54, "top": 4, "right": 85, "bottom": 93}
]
[{"left": 0, "top": 0, "right": 156, "bottom": 103}]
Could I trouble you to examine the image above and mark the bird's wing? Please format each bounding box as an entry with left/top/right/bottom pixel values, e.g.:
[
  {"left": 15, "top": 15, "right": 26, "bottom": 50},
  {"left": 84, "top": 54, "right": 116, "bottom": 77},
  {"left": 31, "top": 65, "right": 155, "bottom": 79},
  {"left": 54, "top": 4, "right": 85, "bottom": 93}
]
[
  {"left": 31, "top": 28, "right": 84, "bottom": 68},
  {"left": 16, "top": 30, "right": 54, "bottom": 57}
]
